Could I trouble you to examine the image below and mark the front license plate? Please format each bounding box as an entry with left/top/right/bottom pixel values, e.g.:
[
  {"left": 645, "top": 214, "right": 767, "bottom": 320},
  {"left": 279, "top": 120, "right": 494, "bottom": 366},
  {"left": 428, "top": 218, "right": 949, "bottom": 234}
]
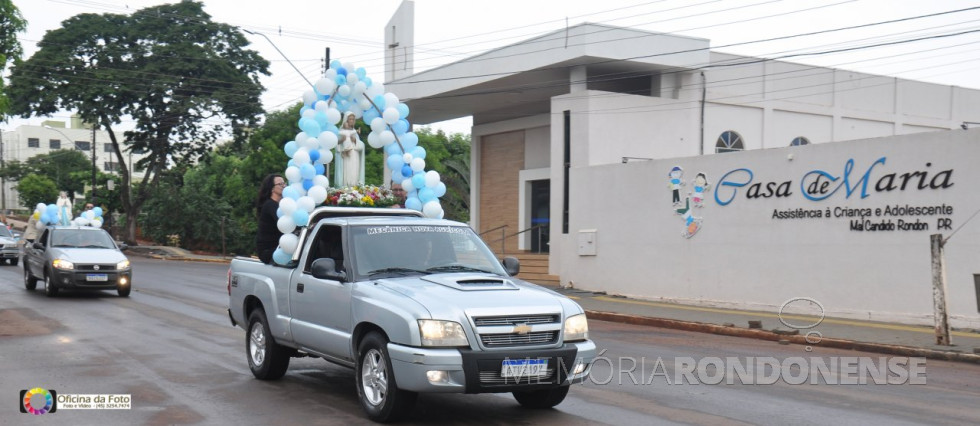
[
  {"left": 86, "top": 274, "right": 108, "bottom": 282},
  {"left": 501, "top": 358, "right": 548, "bottom": 378}
]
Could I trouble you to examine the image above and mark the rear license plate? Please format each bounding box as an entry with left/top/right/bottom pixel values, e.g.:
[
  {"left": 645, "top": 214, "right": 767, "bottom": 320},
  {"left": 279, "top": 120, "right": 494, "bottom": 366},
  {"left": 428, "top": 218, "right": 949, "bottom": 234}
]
[
  {"left": 86, "top": 274, "right": 108, "bottom": 282},
  {"left": 501, "top": 358, "right": 548, "bottom": 378}
]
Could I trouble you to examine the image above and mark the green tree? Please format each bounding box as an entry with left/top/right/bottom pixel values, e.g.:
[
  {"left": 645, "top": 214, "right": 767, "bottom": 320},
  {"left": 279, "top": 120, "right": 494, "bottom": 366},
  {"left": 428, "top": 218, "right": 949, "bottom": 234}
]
[
  {"left": 6, "top": 0, "right": 269, "bottom": 244},
  {"left": 16, "top": 174, "right": 57, "bottom": 209},
  {"left": 0, "top": 0, "right": 26, "bottom": 117},
  {"left": 0, "top": 149, "right": 92, "bottom": 198}
]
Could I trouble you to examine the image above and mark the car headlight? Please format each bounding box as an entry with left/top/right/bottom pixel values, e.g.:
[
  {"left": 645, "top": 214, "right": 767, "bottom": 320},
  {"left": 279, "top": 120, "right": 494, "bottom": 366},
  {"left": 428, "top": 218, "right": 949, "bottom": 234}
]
[
  {"left": 418, "top": 320, "right": 468, "bottom": 347},
  {"left": 52, "top": 259, "right": 74, "bottom": 270},
  {"left": 564, "top": 314, "right": 589, "bottom": 342},
  {"left": 116, "top": 260, "right": 130, "bottom": 270}
]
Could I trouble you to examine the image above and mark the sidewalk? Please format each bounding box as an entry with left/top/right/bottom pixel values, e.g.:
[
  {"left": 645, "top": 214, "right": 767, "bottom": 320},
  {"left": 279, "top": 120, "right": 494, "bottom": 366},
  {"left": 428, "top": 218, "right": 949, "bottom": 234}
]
[{"left": 17, "top": 210, "right": 974, "bottom": 365}]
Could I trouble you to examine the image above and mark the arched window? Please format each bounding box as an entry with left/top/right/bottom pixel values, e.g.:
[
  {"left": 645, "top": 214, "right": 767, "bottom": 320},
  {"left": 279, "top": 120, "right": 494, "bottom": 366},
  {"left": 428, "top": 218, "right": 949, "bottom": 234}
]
[
  {"left": 790, "top": 137, "right": 810, "bottom": 146},
  {"left": 716, "top": 131, "right": 744, "bottom": 153}
]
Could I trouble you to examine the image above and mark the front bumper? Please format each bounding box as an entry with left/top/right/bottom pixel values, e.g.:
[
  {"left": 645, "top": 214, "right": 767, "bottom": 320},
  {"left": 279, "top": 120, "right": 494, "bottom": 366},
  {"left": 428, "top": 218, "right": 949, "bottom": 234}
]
[
  {"left": 387, "top": 340, "right": 596, "bottom": 393},
  {"left": 1, "top": 247, "right": 19, "bottom": 259},
  {"left": 49, "top": 267, "right": 132, "bottom": 290}
]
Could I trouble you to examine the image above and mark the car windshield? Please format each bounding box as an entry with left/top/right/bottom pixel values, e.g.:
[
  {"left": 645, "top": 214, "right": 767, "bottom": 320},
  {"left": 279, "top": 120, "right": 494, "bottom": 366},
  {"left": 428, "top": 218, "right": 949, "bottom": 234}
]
[
  {"left": 0, "top": 226, "right": 12, "bottom": 239},
  {"left": 350, "top": 224, "right": 507, "bottom": 279},
  {"left": 51, "top": 229, "right": 116, "bottom": 249}
]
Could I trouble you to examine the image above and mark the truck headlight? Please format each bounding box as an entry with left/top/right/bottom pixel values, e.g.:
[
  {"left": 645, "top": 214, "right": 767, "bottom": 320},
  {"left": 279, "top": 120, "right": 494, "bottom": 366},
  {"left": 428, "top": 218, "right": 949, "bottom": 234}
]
[
  {"left": 418, "top": 320, "right": 468, "bottom": 347},
  {"left": 116, "top": 260, "right": 130, "bottom": 270},
  {"left": 564, "top": 314, "right": 589, "bottom": 342},
  {"left": 52, "top": 259, "right": 74, "bottom": 270}
]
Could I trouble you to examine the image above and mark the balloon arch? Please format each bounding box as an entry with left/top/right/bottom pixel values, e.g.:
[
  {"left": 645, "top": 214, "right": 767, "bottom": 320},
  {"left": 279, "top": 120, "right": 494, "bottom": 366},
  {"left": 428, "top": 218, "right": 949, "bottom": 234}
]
[{"left": 271, "top": 60, "right": 446, "bottom": 264}]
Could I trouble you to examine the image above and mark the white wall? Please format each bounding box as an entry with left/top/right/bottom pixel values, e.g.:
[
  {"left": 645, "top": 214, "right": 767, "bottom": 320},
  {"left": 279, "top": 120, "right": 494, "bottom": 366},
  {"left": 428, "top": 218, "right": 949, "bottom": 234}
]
[{"left": 555, "top": 129, "right": 980, "bottom": 329}]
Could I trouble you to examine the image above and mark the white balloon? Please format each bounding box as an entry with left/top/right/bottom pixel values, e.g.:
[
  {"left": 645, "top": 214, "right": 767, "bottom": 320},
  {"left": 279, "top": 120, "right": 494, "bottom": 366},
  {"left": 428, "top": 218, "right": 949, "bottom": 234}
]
[
  {"left": 422, "top": 201, "right": 442, "bottom": 218},
  {"left": 302, "top": 90, "right": 317, "bottom": 105},
  {"left": 343, "top": 62, "right": 355, "bottom": 73},
  {"left": 380, "top": 130, "right": 395, "bottom": 146},
  {"left": 371, "top": 117, "right": 386, "bottom": 133},
  {"left": 293, "top": 148, "right": 311, "bottom": 165},
  {"left": 349, "top": 104, "right": 363, "bottom": 118},
  {"left": 382, "top": 107, "right": 400, "bottom": 124},
  {"left": 318, "top": 149, "right": 333, "bottom": 164},
  {"left": 425, "top": 170, "right": 441, "bottom": 188},
  {"left": 36, "top": 221, "right": 46, "bottom": 231},
  {"left": 410, "top": 157, "right": 426, "bottom": 172},
  {"left": 315, "top": 78, "right": 336, "bottom": 96},
  {"left": 302, "top": 137, "right": 320, "bottom": 151},
  {"left": 384, "top": 93, "right": 400, "bottom": 108},
  {"left": 277, "top": 216, "right": 297, "bottom": 234},
  {"left": 313, "top": 175, "right": 330, "bottom": 188},
  {"left": 325, "top": 68, "right": 337, "bottom": 79},
  {"left": 402, "top": 153, "right": 413, "bottom": 163},
  {"left": 326, "top": 108, "right": 341, "bottom": 125},
  {"left": 302, "top": 108, "right": 316, "bottom": 119},
  {"left": 318, "top": 131, "right": 338, "bottom": 150},
  {"left": 338, "top": 85, "right": 351, "bottom": 98},
  {"left": 347, "top": 73, "right": 359, "bottom": 85},
  {"left": 297, "top": 196, "right": 316, "bottom": 213},
  {"left": 289, "top": 182, "right": 306, "bottom": 197},
  {"left": 367, "top": 132, "right": 382, "bottom": 149},
  {"left": 295, "top": 132, "right": 309, "bottom": 144},
  {"left": 308, "top": 185, "right": 328, "bottom": 204},
  {"left": 35, "top": 203, "right": 45, "bottom": 211},
  {"left": 285, "top": 166, "right": 301, "bottom": 183},
  {"left": 357, "top": 96, "right": 371, "bottom": 110},
  {"left": 279, "top": 233, "right": 299, "bottom": 254},
  {"left": 353, "top": 81, "right": 367, "bottom": 97},
  {"left": 279, "top": 197, "right": 297, "bottom": 215},
  {"left": 314, "top": 100, "right": 330, "bottom": 112},
  {"left": 401, "top": 178, "right": 415, "bottom": 194}
]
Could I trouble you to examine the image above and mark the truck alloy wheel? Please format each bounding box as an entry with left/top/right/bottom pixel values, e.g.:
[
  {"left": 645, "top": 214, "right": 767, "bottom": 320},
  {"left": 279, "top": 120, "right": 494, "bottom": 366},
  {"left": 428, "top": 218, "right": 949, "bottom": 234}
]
[{"left": 356, "top": 332, "right": 416, "bottom": 422}]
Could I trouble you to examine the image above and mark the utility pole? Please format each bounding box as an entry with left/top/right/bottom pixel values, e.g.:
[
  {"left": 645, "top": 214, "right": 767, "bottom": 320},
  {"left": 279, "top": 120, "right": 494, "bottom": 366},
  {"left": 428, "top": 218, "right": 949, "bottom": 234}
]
[
  {"left": 324, "top": 47, "right": 330, "bottom": 74},
  {"left": 930, "top": 234, "right": 951, "bottom": 345},
  {"left": 91, "top": 126, "right": 97, "bottom": 205},
  {"left": 0, "top": 130, "right": 5, "bottom": 212}
]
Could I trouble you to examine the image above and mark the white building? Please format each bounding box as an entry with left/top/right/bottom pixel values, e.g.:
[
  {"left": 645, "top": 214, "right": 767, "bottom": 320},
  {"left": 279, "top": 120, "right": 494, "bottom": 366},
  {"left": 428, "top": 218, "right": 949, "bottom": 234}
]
[
  {"left": 0, "top": 117, "right": 148, "bottom": 210},
  {"left": 386, "top": 17, "right": 980, "bottom": 328}
]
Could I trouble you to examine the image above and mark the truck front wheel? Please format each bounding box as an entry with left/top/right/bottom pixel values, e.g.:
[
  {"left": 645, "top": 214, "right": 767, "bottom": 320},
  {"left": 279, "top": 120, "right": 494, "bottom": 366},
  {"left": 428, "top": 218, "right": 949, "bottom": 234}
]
[
  {"left": 356, "top": 332, "right": 417, "bottom": 422},
  {"left": 513, "top": 386, "right": 570, "bottom": 409},
  {"left": 246, "top": 309, "right": 290, "bottom": 380}
]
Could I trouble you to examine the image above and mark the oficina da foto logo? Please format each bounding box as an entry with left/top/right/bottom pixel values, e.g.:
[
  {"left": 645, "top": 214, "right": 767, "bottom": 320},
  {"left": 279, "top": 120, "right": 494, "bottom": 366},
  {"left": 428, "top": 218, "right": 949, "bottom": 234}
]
[{"left": 20, "top": 387, "right": 57, "bottom": 415}]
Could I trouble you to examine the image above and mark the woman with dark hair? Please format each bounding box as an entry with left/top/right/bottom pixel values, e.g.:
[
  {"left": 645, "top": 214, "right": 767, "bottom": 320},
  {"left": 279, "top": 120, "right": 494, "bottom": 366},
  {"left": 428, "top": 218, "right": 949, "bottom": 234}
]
[{"left": 256, "top": 174, "right": 285, "bottom": 264}]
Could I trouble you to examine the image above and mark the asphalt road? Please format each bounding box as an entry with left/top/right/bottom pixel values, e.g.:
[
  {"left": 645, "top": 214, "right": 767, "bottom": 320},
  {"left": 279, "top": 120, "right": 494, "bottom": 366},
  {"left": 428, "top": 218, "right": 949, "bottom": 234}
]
[{"left": 1, "top": 257, "right": 978, "bottom": 425}]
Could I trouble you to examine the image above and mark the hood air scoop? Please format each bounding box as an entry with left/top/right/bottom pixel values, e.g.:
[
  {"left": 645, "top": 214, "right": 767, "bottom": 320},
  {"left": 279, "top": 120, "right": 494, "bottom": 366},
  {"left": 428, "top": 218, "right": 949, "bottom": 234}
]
[{"left": 421, "top": 274, "right": 519, "bottom": 291}]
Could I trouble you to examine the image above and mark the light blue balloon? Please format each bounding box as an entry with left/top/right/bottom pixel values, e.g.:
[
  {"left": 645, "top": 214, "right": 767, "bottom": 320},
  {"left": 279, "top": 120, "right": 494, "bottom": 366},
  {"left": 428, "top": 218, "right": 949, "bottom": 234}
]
[
  {"left": 373, "top": 95, "right": 386, "bottom": 110},
  {"left": 362, "top": 108, "right": 379, "bottom": 123},
  {"left": 385, "top": 142, "right": 402, "bottom": 156},
  {"left": 355, "top": 67, "right": 367, "bottom": 79},
  {"left": 363, "top": 76, "right": 372, "bottom": 87},
  {"left": 433, "top": 182, "right": 447, "bottom": 197},
  {"left": 325, "top": 124, "right": 339, "bottom": 135},
  {"left": 300, "top": 163, "right": 316, "bottom": 180},
  {"left": 309, "top": 149, "right": 320, "bottom": 163},
  {"left": 284, "top": 141, "right": 298, "bottom": 157},
  {"left": 419, "top": 187, "right": 435, "bottom": 203},
  {"left": 396, "top": 103, "right": 410, "bottom": 119},
  {"left": 391, "top": 169, "right": 404, "bottom": 183},
  {"left": 299, "top": 106, "right": 310, "bottom": 117},
  {"left": 330, "top": 59, "right": 342, "bottom": 69},
  {"left": 302, "top": 178, "right": 314, "bottom": 191},
  {"left": 276, "top": 207, "right": 284, "bottom": 218},
  {"left": 393, "top": 119, "right": 409, "bottom": 135},
  {"left": 282, "top": 186, "right": 300, "bottom": 200},
  {"left": 299, "top": 117, "right": 320, "bottom": 136},
  {"left": 93, "top": 207, "right": 103, "bottom": 217},
  {"left": 292, "top": 209, "right": 310, "bottom": 227},
  {"left": 334, "top": 74, "right": 347, "bottom": 86},
  {"left": 287, "top": 159, "right": 296, "bottom": 168},
  {"left": 386, "top": 154, "right": 403, "bottom": 171},
  {"left": 405, "top": 197, "right": 422, "bottom": 211},
  {"left": 411, "top": 146, "right": 426, "bottom": 160},
  {"left": 314, "top": 111, "right": 328, "bottom": 128},
  {"left": 412, "top": 173, "right": 426, "bottom": 190},
  {"left": 273, "top": 248, "right": 290, "bottom": 265},
  {"left": 401, "top": 132, "right": 419, "bottom": 150},
  {"left": 314, "top": 163, "right": 325, "bottom": 175}
]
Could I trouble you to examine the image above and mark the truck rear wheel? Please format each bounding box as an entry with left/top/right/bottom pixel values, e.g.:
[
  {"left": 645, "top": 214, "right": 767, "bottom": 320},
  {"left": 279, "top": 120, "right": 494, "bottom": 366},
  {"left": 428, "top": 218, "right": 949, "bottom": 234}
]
[
  {"left": 513, "top": 386, "right": 570, "bottom": 409},
  {"left": 246, "top": 309, "right": 290, "bottom": 380},
  {"left": 356, "top": 332, "right": 417, "bottom": 422}
]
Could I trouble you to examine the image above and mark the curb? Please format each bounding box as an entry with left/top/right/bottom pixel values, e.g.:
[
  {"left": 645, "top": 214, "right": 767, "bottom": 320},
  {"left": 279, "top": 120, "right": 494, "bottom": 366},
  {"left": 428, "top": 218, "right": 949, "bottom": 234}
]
[{"left": 586, "top": 310, "right": 980, "bottom": 365}]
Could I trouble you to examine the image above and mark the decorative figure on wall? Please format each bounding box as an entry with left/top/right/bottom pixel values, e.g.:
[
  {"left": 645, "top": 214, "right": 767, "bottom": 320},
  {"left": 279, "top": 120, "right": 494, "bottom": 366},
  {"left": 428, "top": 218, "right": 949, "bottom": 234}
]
[
  {"left": 692, "top": 172, "right": 710, "bottom": 208},
  {"left": 338, "top": 112, "right": 364, "bottom": 187},
  {"left": 674, "top": 197, "right": 702, "bottom": 238},
  {"left": 668, "top": 166, "right": 684, "bottom": 206}
]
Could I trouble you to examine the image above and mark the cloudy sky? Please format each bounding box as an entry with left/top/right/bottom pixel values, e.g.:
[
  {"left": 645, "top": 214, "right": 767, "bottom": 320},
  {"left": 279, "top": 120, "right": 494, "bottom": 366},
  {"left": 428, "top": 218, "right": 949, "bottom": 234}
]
[{"left": 9, "top": 0, "right": 980, "bottom": 134}]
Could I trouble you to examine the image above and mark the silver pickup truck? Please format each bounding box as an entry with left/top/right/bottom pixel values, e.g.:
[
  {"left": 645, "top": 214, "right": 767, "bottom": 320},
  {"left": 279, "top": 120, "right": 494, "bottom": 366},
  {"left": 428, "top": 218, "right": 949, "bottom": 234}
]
[{"left": 227, "top": 207, "right": 596, "bottom": 422}]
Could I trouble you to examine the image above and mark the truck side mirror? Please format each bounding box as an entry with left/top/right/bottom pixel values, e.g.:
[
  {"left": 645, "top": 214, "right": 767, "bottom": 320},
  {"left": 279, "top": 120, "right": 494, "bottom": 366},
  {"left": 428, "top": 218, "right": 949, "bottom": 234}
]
[
  {"left": 502, "top": 257, "right": 520, "bottom": 276},
  {"left": 118, "top": 243, "right": 128, "bottom": 251},
  {"left": 311, "top": 258, "right": 346, "bottom": 282},
  {"left": 33, "top": 242, "right": 44, "bottom": 250}
]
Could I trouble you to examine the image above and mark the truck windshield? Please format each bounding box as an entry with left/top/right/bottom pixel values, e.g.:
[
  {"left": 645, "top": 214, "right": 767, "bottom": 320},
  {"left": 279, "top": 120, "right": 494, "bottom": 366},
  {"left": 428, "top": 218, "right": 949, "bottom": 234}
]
[{"left": 350, "top": 225, "right": 507, "bottom": 279}]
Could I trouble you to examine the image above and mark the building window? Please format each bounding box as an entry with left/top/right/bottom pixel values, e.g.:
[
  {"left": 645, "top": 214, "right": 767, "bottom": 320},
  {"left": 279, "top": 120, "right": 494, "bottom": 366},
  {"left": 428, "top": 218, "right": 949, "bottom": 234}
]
[
  {"left": 715, "top": 131, "right": 744, "bottom": 153},
  {"left": 28, "top": 138, "right": 39, "bottom": 148},
  {"left": 104, "top": 161, "right": 119, "bottom": 172},
  {"left": 790, "top": 137, "right": 810, "bottom": 146},
  {"left": 76, "top": 141, "right": 91, "bottom": 150},
  {"left": 49, "top": 139, "right": 61, "bottom": 149},
  {"left": 104, "top": 143, "right": 114, "bottom": 153}
]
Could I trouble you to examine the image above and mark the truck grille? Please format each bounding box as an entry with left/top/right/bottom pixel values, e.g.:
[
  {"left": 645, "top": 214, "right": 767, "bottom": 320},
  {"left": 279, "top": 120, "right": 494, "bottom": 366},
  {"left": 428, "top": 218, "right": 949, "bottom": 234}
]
[
  {"left": 76, "top": 264, "right": 117, "bottom": 271},
  {"left": 473, "top": 315, "right": 558, "bottom": 326},
  {"left": 481, "top": 331, "right": 558, "bottom": 347},
  {"left": 478, "top": 368, "right": 556, "bottom": 385}
]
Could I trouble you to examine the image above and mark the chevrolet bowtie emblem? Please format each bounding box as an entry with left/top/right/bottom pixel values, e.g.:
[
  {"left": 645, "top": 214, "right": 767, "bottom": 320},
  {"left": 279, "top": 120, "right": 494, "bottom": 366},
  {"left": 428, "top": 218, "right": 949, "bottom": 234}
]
[
  {"left": 93, "top": 265, "right": 100, "bottom": 271},
  {"left": 513, "top": 323, "right": 532, "bottom": 335}
]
